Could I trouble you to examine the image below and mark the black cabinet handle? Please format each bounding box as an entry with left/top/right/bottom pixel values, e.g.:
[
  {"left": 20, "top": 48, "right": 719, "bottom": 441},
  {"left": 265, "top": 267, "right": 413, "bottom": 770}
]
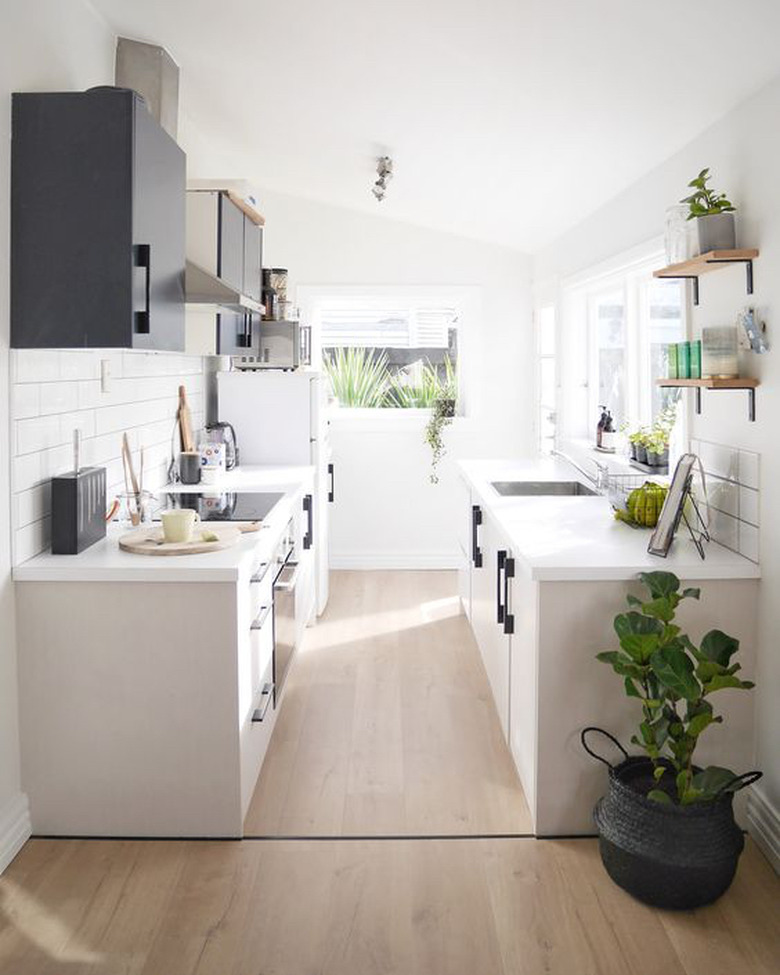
[
  {"left": 503, "top": 556, "right": 515, "bottom": 635},
  {"left": 303, "top": 494, "right": 313, "bottom": 550},
  {"left": 133, "top": 244, "right": 151, "bottom": 333},
  {"left": 328, "top": 463, "right": 334, "bottom": 503},
  {"left": 472, "top": 505, "right": 483, "bottom": 568},
  {"left": 497, "top": 550, "right": 506, "bottom": 624}
]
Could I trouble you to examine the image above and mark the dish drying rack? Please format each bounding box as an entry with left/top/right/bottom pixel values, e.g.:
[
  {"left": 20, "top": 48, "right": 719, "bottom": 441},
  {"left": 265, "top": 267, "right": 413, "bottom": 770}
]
[{"left": 603, "top": 470, "right": 668, "bottom": 518}]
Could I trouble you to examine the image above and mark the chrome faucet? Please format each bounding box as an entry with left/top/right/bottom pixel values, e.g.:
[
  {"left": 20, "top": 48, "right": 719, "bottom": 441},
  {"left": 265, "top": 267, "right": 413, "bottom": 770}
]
[{"left": 551, "top": 449, "right": 609, "bottom": 492}]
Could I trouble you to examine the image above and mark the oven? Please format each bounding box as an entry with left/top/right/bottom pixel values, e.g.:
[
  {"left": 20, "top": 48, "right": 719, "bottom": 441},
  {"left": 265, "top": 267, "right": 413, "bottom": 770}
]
[{"left": 272, "top": 519, "right": 299, "bottom": 704}]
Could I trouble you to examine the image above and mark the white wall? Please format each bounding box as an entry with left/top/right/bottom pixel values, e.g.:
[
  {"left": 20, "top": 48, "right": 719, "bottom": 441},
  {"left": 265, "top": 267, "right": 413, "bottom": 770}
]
[
  {"left": 0, "top": 0, "right": 116, "bottom": 870},
  {"left": 248, "top": 189, "right": 534, "bottom": 567},
  {"left": 535, "top": 73, "right": 780, "bottom": 868}
]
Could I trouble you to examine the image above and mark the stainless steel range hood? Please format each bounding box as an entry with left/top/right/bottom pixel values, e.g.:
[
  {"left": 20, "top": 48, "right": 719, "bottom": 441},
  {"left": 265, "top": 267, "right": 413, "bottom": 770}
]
[{"left": 184, "top": 261, "right": 263, "bottom": 315}]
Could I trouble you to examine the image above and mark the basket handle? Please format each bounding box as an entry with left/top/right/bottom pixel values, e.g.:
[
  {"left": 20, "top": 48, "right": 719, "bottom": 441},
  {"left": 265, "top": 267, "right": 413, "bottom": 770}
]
[
  {"left": 719, "top": 770, "right": 763, "bottom": 795},
  {"left": 580, "top": 727, "right": 628, "bottom": 769}
]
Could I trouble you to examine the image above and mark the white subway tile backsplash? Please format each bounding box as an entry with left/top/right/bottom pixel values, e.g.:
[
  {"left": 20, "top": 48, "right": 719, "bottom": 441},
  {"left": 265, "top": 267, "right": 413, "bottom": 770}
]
[
  {"left": 40, "top": 381, "right": 79, "bottom": 415},
  {"left": 708, "top": 508, "right": 740, "bottom": 553},
  {"left": 15, "top": 415, "right": 62, "bottom": 455},
  {"left": 698, "top": 441, "right": 739, "bottom": 483},
  {"left": 738, "top": 450, "right": 760, "bottom": 490},
  {"left": 739, "top": 486, "right": 760, "bottom": 527},
  {"left": 692, "top": 438, "right": 761, "bottom": 565},
  {"left": 13, "top": 350, "right": 60, "bottom": 383},
  {"left": 10, "top": 348, "right": 205, "bottom": 563},
  {"left": 739, "top": 522, "right": 760, "bottom": 563},
  {"left": 703, "top": 475, "right": 739, "bottom": 519},
  {"left": 77, "top": 380, "right": 102, "bottom": 410},
  {"left": 59, "top": 351, "right": 98, "bottom": 381},
  {"left": 12, "top": 384, "right": 40, "bottom": 419}
]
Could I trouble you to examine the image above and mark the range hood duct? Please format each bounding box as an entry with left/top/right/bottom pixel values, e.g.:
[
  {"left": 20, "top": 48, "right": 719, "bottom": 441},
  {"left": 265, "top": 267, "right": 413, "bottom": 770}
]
[{"left": 115, "top": 37, "right": 179, "bottom": 140}]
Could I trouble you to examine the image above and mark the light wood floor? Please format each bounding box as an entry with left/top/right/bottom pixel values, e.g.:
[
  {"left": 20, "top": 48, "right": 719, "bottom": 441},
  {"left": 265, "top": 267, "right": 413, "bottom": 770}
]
[
  {"left": 2, "top": 571, "right": 778, "bottom": 974},
  {"left": 244, "top": 570, "right": 531, "bottom": 836},
  {"left": 0, "top": 836, "right": 777, "bottom": 975}
]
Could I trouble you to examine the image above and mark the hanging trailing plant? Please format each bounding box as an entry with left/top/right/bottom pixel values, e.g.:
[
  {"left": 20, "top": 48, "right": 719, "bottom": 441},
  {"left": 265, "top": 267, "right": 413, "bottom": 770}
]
[{"left": 423, "top": 357, "right": 457, "bottom": 483}]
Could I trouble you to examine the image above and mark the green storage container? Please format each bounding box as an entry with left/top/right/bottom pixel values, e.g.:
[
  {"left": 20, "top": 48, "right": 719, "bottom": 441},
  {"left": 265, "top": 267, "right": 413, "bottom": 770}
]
[
  {"left": 667, "top": 344, "right": 678, "bottom": 379},
  {"left": 690, "top": 339, "right": 702, "bottom": 379},
  {"left": 676, "top": 341, "right": 691, "bottom": 379}
]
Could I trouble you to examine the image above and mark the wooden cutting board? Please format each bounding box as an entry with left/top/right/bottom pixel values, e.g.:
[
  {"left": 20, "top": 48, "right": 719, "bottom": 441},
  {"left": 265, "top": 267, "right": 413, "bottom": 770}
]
[{"left": 119, "top": 525, "right": 242, "bottom": 556}]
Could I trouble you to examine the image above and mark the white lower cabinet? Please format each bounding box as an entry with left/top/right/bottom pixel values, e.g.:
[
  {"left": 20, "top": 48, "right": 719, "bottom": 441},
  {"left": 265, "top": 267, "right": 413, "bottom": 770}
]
[{"left": 470, "top": 505, "right": 511, "bottom": 740}]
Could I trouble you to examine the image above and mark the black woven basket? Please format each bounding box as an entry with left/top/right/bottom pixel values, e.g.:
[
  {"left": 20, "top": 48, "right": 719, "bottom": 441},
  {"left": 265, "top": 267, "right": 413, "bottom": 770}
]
[{"left": 582, "top": 727, "right": 761, "bottom": 910}]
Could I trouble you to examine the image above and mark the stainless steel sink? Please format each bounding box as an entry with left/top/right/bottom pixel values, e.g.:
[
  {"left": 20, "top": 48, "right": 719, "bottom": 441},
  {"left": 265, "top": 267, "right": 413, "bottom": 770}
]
[{"left": 491, "top": 480, "right": 598, "bottom": 497}]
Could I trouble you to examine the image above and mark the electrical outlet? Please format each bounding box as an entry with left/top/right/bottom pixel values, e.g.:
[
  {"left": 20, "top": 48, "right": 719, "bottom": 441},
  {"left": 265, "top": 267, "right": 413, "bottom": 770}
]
[{"left": 100, "top": 358, "right": 112, "bottom": 393}]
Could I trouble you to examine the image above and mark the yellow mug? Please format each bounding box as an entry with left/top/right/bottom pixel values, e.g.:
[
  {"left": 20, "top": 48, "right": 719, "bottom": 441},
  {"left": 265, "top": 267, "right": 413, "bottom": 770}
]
[{"left": 160, "top": 508, "right": 200, "bottom": 544}]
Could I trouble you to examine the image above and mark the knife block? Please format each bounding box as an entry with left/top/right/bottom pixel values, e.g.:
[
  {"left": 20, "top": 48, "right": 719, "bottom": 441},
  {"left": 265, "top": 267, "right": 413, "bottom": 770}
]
[{"left": 51, "top": 467, "right": 107, "bottom": 554}]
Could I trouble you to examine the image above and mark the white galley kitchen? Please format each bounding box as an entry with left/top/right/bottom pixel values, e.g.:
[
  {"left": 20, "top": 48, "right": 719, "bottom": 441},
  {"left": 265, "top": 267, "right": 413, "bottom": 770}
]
[{"left": 1, "top": 2, "right": 779, "bottom": 973}]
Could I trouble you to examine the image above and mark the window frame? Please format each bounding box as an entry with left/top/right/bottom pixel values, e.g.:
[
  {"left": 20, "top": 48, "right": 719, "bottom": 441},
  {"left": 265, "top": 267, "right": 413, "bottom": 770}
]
[
  {"left": 298, "top": 284, "right": 480, "bottom": 423},
  {"left": 559, "top": 245, "right": 689, "bottom": 444}
]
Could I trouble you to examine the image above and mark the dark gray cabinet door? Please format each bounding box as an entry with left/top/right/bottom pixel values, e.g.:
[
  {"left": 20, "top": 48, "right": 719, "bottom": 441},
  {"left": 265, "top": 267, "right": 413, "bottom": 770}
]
[
  {"left": 11, "top": 88, "right": 185, "bottom": 350},
  {"left": 217, "top": 194, "right": 244, "bottom": 294},
  {"left": 243, "top": 220, "right": 263, "bottom": 302},
  {"left": 131, "top": 98, "right": 185, "bottom": 351}
]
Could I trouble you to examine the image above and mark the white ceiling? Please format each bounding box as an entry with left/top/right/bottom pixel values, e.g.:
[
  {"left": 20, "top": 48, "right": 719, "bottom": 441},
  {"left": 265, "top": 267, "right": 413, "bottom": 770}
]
[{"left": 91, "top": 0, "right": 780, "bottom": 251}]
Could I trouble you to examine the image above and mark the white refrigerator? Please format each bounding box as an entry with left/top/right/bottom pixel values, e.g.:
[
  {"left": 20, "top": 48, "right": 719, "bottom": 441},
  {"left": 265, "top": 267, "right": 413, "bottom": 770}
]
[{"left": 217, "top": 370, "right": 330, "bottom": 615}]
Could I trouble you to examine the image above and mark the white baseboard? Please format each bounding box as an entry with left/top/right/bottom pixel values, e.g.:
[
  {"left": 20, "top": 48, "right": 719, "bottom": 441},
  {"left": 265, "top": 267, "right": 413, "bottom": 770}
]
[
  {"left": 747, "top": 785, "right": 780, "bottom": 875},
  {"left": 330, "top": 553, "right": 461, "bottom": 570},
  {"left": 0, "top": 792, "right": 31, "bottom": 875}
]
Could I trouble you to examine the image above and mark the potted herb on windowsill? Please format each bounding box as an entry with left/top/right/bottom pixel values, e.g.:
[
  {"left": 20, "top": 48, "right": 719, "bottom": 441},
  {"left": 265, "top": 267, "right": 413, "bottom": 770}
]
[
  {"left": 681, "top": 167, "right": 736, "bottom": 253},
  {"left": 582, "top": 572, "right": 760, "bottom": 910}
]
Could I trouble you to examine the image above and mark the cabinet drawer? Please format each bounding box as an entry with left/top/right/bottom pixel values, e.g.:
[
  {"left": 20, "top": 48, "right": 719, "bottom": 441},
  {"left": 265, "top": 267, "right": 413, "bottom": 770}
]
[
  {"left": 239, "top": 652, "right": 277, "bottom": 819},
  {"left": 248, "top": 560, "right": 273, "bottom": 621}
]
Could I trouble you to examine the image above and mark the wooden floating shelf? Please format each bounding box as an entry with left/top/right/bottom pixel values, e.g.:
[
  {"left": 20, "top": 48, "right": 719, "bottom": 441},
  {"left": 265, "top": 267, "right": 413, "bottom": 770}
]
[
  {"left": 656, "top": 378, "right": 759, "bottom": 421},
  {"left": 656, "top": 378, "right": 759, "bottom": 389},
  {"left": 654, "top": 249, "right": 758, "bottom": 305}
]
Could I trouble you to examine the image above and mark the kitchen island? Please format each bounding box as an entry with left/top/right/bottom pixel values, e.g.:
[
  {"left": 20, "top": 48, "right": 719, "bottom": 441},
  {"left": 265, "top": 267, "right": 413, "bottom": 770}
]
[
  {"left": 458, "top": 458, "right": 760, "bottom": 835},
  {"left": 14, "top": 466, "right": 316, "bottom": 837}
]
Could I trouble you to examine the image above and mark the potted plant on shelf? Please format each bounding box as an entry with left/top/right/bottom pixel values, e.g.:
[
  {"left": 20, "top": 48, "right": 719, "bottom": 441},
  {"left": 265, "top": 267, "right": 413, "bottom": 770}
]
[
  {"left": 634, "top": 428, "right": 649, "bottom": 465},
  {"left": 582, "top": 571, "right": 760, "bottom": 909},
  {"left": 424, "top": 357, "right": 457, "bottom": 484},
  {"left": 680, "top": 167, "right": 736, "bottom": 253}
]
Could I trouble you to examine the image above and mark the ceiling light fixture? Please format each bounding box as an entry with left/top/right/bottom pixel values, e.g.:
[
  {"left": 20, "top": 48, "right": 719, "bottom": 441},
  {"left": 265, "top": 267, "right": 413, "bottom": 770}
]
[{"left": 372, "top": 156, "right": 393, "bottom": 201}]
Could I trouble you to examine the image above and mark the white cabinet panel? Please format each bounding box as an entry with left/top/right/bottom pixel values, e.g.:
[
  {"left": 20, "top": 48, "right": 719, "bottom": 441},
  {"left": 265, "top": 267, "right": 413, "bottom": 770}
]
[
  {"left": 508, "top": 572, "right": 539, "bottom": 827},
  {"left": 470, "top": 506, "right": 511, "bottom": 739}
]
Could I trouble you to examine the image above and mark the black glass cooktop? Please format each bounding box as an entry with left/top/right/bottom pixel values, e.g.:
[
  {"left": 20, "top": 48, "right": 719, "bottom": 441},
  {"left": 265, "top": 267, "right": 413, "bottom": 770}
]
[{"left": 163, "top": 491, "right": 284, "bottom": 523}]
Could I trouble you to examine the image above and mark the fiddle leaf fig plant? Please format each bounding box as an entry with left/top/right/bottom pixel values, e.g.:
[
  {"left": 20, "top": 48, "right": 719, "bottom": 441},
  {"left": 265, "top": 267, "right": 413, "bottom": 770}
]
[
  {"left": 597, "top": 571, "right": 754, "bottom": 805},
  {"left": 680, "top": 168, "right": 736, "bottom": 220}
]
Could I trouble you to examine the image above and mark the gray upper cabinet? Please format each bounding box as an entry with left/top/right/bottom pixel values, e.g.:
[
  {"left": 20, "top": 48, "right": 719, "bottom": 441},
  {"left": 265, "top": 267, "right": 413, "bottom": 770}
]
[
  {"left": 186, "top": 190, "right": 264, "bottom": 302},
  {"left": 11, "top": 87, "right": 186, "bottom": 350}
]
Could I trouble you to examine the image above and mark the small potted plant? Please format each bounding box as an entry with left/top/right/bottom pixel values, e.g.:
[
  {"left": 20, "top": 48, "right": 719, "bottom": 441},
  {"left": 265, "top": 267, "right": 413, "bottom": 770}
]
[
  {"left": 626, "top": 428, "right": 643, "bottom": 462},
  {"left": 583, "top": 572, "right": 760, "bottom": 909},
  {"left": 680, "top": 167, "right": 736, "bottom": 253},
  {"left": 645, "top": 429, "right": 669, "bottom": 468},
  {"left": 634, "top": 429, "right": 649, "bottom": 465}
]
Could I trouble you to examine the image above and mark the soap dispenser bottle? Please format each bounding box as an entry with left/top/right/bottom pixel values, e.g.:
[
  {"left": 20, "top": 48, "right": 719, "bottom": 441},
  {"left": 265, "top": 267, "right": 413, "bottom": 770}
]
[{"left": 596, "top": 405, "right": 608, "bottom": 448}]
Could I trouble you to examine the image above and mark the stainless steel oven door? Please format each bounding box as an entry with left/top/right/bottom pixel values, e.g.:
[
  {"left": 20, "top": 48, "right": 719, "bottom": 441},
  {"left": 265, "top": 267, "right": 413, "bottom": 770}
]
[{"left": 273, "top": 558, "right": 300, "bottom": 704}]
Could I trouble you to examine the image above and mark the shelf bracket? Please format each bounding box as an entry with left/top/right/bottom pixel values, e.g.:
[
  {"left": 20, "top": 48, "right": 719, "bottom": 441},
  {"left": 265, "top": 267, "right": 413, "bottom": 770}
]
[
  {"left": 695, "top": 387, "right": 702, "bottom": 415},
  {"left": 705, "top": 257, "right": 755, "bottom": 296},
  {"left": 748, "top": 387, "right": 756, "bottom": 422},
  {"left": 669, "top": 275, "right": 700, "bottom": 305}
]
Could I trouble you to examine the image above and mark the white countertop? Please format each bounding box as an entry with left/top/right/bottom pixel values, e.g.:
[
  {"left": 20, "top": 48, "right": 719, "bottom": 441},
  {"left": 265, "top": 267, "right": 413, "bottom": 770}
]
[
  {"left": 13, "top": 466, "right": 315, "bottom": 583},
  {"left": 459, "top": 458, "right": 760, "bottom": 582}
]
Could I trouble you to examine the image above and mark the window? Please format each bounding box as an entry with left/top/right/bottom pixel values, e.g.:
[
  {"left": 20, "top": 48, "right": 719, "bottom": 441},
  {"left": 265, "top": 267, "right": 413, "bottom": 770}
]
[
  {"left": 312, "top": 294, "right": 460, "bottom": 410},
  {"left": 536, "top": 305, "right": 556, "bottom": 454},
  {"left": 561, "top": 251, "right": 686, "bottom": 441}
]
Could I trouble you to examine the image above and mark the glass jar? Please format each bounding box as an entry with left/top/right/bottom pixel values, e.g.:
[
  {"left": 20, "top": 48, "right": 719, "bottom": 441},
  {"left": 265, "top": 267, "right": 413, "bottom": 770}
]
[{"left": 664, "top": 205, "right": 691, "bottom": 264}]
